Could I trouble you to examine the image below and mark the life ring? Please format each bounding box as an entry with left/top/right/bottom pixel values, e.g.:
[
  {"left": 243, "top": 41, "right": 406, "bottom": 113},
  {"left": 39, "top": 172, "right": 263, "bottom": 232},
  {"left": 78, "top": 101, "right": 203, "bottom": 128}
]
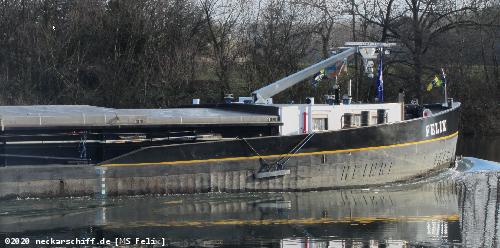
[{"left": 422, "top": 108, "right": 432, "bottom": 118}]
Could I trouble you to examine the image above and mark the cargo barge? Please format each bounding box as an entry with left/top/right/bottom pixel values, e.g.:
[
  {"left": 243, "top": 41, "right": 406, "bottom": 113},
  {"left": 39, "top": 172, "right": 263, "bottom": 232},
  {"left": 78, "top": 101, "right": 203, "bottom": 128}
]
[{"left": 0, "top": 42, "right": 460, "bottom": 199}]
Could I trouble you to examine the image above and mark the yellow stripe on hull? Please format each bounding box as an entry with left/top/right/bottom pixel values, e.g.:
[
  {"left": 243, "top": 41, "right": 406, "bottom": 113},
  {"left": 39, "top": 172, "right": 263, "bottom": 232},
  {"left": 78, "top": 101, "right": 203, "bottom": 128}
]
[
  {"left": 100, "top": 131, "right": 459, "bottom": 167},
  {"left": 106, "top": 214, "right": 460, "bottom": 228}
]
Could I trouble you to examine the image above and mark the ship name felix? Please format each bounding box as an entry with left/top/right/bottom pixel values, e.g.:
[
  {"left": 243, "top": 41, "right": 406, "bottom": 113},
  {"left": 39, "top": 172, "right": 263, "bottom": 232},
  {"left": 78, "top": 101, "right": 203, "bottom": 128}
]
[{"left": 425, "top": 120, "right": 447, "bottom": 137}]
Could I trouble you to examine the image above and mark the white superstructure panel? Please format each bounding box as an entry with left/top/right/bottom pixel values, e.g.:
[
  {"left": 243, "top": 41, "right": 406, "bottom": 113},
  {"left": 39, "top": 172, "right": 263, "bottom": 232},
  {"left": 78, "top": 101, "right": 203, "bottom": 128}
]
[
  {"left": 278, "top": 106, "right": 301, "bottom": 136},
  {"left": 277, "top": 103, "right": 403, "bottom": 135}
]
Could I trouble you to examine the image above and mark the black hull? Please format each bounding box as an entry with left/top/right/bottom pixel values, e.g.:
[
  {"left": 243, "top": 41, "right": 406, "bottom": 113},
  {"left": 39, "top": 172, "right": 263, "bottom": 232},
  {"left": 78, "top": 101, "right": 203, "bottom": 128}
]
[
  {"left": 0, "top": 125, "right": 279, "bottom": 166},
  {"left": 94, "top": 103, "right": 460, "bottom": 194},
  {"left": 0, "top": 103, "right": 460, "bottom": 199},
  {"left": 0, "top": 104, "right": 282, "bottom": 166},
  {"left": 103, "top": 103, "right": 459, "bottom": 166}
]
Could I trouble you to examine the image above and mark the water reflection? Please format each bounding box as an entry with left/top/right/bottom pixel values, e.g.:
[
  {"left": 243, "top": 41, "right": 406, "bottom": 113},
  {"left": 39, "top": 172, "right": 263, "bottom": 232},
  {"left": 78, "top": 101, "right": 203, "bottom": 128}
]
[
  {"left": 458, "top": 135, "right": 500, "bottom": 162},
  {"left": 0, "top": 158, "right": 499, "bottom": 247},
  {"left": 459, "top": 171, "right": 499, "bottom": 247},
  {"left": 280, "top": 239, "right": 408, "bottom": 248}
]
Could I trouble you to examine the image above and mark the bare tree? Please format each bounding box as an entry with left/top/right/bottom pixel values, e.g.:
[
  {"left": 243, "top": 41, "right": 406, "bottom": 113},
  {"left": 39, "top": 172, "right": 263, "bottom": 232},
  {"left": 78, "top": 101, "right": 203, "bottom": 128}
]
[
  {"left": 0, "top": 0, "right": 497, "bottom": 133},
  {"left": 291, "top": 0, "right": 347, "bottom": 59},
  {"left": 200, "top": 0, "right": 244, "bottom": 99},
  {"left": 355, "top": 0, "right": 478, "bottom": 102},
  {"left": 238, "top": 0, "right": 317, "bottom": 103}
]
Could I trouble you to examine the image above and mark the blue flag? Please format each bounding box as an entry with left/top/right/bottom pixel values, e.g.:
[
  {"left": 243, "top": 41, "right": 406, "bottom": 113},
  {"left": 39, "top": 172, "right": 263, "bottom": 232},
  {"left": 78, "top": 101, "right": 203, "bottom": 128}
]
[
  {"left": 325, "top": 61, "right": 344, "bottom": 79},
  {"left": 376, "top": 54, "right": 384, "bottom": 102}
]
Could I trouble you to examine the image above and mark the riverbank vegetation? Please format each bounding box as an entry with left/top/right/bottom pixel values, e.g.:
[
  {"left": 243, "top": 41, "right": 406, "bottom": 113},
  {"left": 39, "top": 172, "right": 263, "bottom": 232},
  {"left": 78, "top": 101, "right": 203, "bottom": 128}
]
[{"left": 0, "top": 0, "right": 498, "bottom": 134}]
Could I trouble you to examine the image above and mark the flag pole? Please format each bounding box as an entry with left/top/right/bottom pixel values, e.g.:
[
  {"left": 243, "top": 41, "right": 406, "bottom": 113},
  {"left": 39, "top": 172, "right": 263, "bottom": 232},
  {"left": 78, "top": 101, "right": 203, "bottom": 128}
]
[
  {"left": 441, "top": 68, "right": 448, "bottom": 106},
  {"left": 376, "top": 50, "right": 384, "bottom": 103}
]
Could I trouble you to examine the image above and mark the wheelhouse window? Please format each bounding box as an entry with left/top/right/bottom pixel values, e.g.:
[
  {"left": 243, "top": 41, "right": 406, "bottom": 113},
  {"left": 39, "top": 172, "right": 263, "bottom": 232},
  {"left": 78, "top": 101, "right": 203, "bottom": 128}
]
[
  {"left": 313, "top": 118, "right": 328, "bottom": 131},
  {"left": 353, "top": 114, "right": 361, "bottom": 127}
]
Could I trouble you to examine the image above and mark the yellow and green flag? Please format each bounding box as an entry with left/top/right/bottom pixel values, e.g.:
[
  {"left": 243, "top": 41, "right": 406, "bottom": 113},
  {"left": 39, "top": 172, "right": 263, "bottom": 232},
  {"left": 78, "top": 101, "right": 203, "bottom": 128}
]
[{"left": 427, "top": 75, "right": 444, "bottom": 91}]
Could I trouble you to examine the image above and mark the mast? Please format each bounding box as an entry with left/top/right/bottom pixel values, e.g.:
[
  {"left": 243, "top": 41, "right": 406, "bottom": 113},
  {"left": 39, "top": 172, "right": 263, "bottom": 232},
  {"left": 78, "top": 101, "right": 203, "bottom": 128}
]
[
  {"left": 351, "top": 0, "right": 359, "bottom": 102},
  {"left": 441, "top": 68, "right": 448, "bottom": 106}
]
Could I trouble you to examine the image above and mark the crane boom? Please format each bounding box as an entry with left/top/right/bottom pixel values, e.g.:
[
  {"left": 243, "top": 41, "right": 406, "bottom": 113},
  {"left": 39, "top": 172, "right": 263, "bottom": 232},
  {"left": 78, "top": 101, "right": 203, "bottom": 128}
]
[
  {"left": 250, "top": 42, "right": 397, "bottom": 104},
  {"left": 252, "top": 47, "right": 355, "bottom": 104}
]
